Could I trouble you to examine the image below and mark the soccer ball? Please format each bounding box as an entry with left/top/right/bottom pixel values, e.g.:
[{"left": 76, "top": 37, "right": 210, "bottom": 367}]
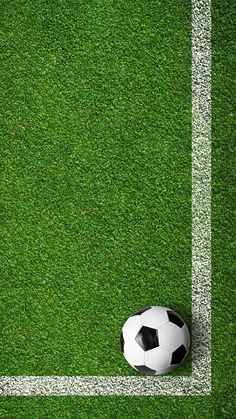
[{"left": 120, "top": 306, "right": 190, "bottom": 375}]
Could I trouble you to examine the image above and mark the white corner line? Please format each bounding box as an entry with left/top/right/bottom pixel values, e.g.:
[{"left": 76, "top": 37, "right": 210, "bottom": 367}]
[
  {"left": 0, "top": 0, "right": 211, "bottom": 396},
  {"left": 191, "top": 0, "right": 211, "bottom": 394}
]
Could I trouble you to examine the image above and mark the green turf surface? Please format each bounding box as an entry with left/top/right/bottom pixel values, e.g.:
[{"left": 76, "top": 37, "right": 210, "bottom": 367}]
[
  {"left": 0, "top": 0, "right": 234, "bottom": 417},
  {"left": 1, "top": 0, "right": 191, "bottom": 377}
]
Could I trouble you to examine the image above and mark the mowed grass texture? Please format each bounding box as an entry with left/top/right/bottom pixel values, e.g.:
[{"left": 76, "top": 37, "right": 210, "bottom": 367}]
[
  {"left": 0, "top": 0, "right": 234, "bottom": 418},
  {"left": 1, "top": 0, "right": 191, "bottom": 377}
]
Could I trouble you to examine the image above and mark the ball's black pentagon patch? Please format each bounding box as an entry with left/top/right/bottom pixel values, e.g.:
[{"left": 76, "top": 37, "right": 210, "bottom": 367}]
[
  {"left": 171, "top": 345, "right": 187, "bottom": 365},
  {"left": 134, "top": 365, "right": 156, "bottom": 375},
  {"left": 120, "top": 332, "right": 124, "bottom": 353},
  {"left": 167, "top": 310, "right": 184, "bottom": 328},
  {"left": 131, "top": 306, "right": 152, "bottom": 317},
  {"left": 135, "top": 326, "right": 159, "bottom": 351}
]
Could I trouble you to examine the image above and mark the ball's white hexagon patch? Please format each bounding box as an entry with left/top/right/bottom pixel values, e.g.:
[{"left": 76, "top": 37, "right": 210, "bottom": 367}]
[
  {"left": 122, "top": 316, "right": 142, "bottom": 342},
  {"left": 140, "top": 306, "right": 169, "bottom": 329},
  {"left": 155, "top": 365, "right": 175, "bottom": 375},
  {"left": 158, "top": 321, "right": 184, "bottom": 352},
  {"left": 144, "top": 346, "right": 171, "bottom": 374},
  {"left": 123, "top": 339, "right": 144, "bottom": 367}
]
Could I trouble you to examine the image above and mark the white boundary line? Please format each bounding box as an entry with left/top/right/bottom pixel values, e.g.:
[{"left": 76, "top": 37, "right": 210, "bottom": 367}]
[{"left": 0, "top": 0, "right": 211, "bottom": 396}]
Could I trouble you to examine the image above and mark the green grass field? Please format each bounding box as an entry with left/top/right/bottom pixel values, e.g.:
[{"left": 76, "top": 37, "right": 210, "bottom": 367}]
[{"left": 0, "top": 0, "right": 234, "bottom": 417}]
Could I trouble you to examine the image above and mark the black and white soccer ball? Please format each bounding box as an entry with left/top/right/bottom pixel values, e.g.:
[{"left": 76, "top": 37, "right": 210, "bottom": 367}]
[{"left": 120, "top": 306, "right": 190, "bottom": 375}]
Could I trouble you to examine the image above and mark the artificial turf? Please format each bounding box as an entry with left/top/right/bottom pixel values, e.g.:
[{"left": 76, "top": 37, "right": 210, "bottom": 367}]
[{"left": 0, "top": 0, "right": 234, "bottom": 417}]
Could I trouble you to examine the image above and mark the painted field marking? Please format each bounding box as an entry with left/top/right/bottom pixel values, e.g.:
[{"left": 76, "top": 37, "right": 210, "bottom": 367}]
[{"left": 0, "top": 0, "right": 211, "bottom": 396}]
